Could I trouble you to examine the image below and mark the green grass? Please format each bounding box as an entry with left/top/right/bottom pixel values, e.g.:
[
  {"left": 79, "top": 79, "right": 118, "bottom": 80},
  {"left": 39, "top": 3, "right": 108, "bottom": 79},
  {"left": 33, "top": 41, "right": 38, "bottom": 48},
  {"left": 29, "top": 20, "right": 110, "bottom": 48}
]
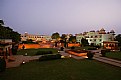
[
  {"left": 68, "top": 46, "right": 98, "bottom": 50},
  {"left": 0, "top": 58, "right": 121, "bottom": 80},
  {"left": 106, "top": 51, "right": 121, "bottom": 60},
  {"left": 17, "top": 48, "right": 58, "bottom": 56}
]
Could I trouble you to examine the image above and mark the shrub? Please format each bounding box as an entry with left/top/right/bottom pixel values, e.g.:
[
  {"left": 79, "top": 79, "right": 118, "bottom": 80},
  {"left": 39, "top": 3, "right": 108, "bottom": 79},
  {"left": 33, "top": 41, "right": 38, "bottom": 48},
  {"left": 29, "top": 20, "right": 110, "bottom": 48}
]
[
  {"left": 39, "top": 54, "right": 61, "bottom": 61},
  {"left": 94, "top": 45, "right": 101, "bottom": 49},
  {"left": 60, "top": 47, "right": 64, "bottom": 51},
  {"left": 106, "top": 49, "right": 110, "bottom": 52},
  {"left": 36, "top": 51, "right": 53, "bottom": 55},
  {"left": 71, "top": 46, "right": 75, "bottom": 49},
  {"left": 88, "top": 47, "right": 97, "bottom": 50},
  {"left": 101, "top": 50, "right": 106, "bottom": 57},
  {"left": 12, "top": 46, "right": 18, "bottom": 55},
  {"left": 87, "top": 51, "right": 94, "bottom": 59},
  {"left": 0, "top": 58, "right": 6, "bottom": 72}
]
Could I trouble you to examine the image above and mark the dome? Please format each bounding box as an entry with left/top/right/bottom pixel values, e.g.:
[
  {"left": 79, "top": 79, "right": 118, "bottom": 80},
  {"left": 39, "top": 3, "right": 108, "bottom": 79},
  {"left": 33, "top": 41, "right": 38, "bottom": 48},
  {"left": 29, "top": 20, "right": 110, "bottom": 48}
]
[
  {"left": 90, "top": 30, "right": 95, "bottom": 32},
  {"left": 110, "top": 30, "right": 115, "bottom": 33},
  {"left": 100, "top": 28, "right": 105, "bottom": 31},
  {"left": 99, "top": 28, "right": 106, "bottom": 34}
]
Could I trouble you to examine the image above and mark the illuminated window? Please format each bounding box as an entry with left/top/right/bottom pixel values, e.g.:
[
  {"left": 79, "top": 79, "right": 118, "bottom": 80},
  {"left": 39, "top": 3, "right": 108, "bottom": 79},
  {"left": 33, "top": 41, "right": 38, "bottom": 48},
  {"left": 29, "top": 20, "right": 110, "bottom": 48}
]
[
  {"left": 106, "top": 44, "right": 108, "bottom": 47},
  {"left": 109, "top": 44, "right": 112, "bottom": 47}
]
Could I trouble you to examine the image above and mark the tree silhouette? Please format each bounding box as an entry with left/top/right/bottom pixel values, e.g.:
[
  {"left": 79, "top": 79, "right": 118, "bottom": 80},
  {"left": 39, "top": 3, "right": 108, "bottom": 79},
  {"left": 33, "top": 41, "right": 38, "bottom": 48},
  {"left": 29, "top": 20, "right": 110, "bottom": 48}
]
[
  {"left": 69, "top": 36, "right": 76, "bottom": 43},
  {"left": 51, "top": 32, "right": 60, "bottom": 40},
  {"left": 115, "top": 34, "right": 121, "bottom": 46},
  {"left": 81, "top": 38, "right": 89, "bottom": 46},
  {"left": 0, "top": 20, "right": 20, "bottom": 43}
]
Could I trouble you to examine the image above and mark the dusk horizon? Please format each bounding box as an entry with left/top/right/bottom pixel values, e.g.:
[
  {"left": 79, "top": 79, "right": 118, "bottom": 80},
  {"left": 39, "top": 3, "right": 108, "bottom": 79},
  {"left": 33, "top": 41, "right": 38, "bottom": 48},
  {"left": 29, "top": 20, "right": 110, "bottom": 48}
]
[{"left": 0, "top": 0, "right": 121, "bottom": 35}]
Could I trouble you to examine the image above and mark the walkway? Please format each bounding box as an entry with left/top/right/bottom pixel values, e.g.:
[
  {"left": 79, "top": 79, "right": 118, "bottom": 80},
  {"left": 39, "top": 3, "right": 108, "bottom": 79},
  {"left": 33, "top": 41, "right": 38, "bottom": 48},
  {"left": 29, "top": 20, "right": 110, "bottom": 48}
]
[
  {"left": 6, "top": 55, "right": 41, "bottom": 68},
  {"left": 94, "top": 53, "right": 121, "bottom": 67},
  {"left": 59, "top": 49, "right": 121, "bottom": 68}
]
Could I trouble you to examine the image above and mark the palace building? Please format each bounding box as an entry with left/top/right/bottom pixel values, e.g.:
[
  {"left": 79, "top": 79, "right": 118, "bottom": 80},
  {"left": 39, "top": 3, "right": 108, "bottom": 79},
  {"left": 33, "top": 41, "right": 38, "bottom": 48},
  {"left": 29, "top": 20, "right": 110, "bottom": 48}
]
[
  {"left": 21, "top": 32, "right": 52, "bottom": 42},
  {"left": 76, "top": 28, "right": 118, "bottom": 50}
]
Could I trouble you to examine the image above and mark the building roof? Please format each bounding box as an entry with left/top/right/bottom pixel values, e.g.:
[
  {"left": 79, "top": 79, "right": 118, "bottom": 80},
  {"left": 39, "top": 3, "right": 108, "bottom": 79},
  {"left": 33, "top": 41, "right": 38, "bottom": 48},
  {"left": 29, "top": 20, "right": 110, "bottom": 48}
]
[
  {"left": 100, "top": 28, "right": 105, "bottom": 31},
  {"left": 110, "top": 30, "right": 115, "bottom": 33}
]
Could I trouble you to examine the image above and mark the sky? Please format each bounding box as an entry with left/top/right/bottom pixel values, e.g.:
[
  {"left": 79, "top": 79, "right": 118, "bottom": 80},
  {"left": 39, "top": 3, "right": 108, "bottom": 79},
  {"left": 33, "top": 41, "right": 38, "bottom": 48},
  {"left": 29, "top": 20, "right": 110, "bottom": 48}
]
[{"left": 0, "top": 0, "right": 121, "bottom": 35}]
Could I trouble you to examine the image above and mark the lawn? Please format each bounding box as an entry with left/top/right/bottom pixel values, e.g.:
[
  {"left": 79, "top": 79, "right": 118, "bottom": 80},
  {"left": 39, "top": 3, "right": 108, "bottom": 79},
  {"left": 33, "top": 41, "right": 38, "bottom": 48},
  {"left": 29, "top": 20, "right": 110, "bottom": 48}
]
[
  {"left": 17, "top": 48, "right": 58, "bottom": 56},
  {"left": 68, "top": 46, "right": 101, "bottom": 50},
  {"left": 0, "top": 58, "right": 121, "bottom": 80},
  {"left": 106, "top": 51, "right": 121, "bottom": 60}
]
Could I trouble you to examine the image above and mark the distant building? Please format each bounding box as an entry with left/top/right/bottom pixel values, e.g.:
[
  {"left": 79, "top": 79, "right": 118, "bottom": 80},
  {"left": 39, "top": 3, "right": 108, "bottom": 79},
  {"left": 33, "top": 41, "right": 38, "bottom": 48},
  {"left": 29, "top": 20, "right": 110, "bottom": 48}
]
[
  {"left": 75, "top": 33, "right": 85, "bottom": 44},
  {"left": 21, "top": 32, "right": 52, "bottom": 42},
  {"left": 76, "top": 28, "right": 116, "bottom": 46}
]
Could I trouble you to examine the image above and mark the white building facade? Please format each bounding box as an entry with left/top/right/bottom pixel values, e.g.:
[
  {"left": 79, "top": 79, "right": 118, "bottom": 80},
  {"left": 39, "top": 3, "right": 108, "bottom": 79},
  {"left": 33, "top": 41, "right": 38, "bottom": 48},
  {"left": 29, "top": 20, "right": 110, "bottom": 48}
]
[{"left": 76, "top": 28, "right": 115, "bottom": 46}]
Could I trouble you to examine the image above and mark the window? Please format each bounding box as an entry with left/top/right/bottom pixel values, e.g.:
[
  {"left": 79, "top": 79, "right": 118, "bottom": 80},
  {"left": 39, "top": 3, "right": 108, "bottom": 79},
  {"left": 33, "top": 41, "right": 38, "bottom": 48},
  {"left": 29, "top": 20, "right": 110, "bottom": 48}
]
[
  {"left": 112, "top": 44, "right": 114, "bottom": 47},
  {"left": 109, "top": 44, "right": 112, "bottom": 47},
  {"left": 99, "top": 35, "right": 102, "bottom": 38},
  {"left": 94, "top": 39, "right": 96, "bottom": 41},
  {"left": 106, "top": 44, "right": 108, "bottom": 47}
]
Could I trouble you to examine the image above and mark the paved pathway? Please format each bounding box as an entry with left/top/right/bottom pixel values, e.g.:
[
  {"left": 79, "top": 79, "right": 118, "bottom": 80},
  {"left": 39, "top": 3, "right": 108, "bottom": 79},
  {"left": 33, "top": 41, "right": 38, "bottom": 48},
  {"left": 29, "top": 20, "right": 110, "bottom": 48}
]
[
  {"left": 6, "top": 55, "right": 41, "bottom": 68},
  {"left": 94, "top": 53, "right": 121, "bottom": 67},
  {"left": 59, "top": 49, "right": 121, "bottom": 68}
]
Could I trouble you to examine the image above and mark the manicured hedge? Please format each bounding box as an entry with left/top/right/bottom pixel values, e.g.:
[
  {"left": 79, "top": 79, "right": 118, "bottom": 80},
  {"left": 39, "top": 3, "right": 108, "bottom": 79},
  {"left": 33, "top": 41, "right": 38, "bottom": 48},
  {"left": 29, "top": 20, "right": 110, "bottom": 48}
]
[
  {"left": 36, "top": 51, "right": 53, "bottom": 55},
  {"left": 39, "top": 54, "right": 61, "bottom": 61},
  {"left": 88, "top": 47, "right": 97, "bottom": 50},
  {"left": 0, "top": 58, "right": 6, "bottom": 72},
  {"left": 71, "top": 46, "right": 75, "bottom": 49},
  {"left": 87, "top": 51, "right": 94, "bottom": 59},
  {"left": 101, "top": 50, "right": 106, "bottom": 57},
  {"left": 60, "top": 47, "right": 64, "bottom": 51}
]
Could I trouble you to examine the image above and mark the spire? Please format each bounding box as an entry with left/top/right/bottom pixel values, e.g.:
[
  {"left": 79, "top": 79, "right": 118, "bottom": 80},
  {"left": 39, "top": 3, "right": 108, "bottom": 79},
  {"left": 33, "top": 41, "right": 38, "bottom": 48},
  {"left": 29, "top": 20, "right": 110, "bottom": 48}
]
[
  {"left": 99, "top": 28, "right": 106, "bottom": 34},
  {"left": 110, "top": 30, "right": 115, "bottom": 35}
]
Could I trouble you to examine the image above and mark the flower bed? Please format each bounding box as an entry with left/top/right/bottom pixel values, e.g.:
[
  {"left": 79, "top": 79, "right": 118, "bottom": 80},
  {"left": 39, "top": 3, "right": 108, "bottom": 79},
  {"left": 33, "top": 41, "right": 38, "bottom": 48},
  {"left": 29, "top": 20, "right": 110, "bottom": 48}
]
[{"left": 66, "top": 50, "right": 87, "bottom": 57}]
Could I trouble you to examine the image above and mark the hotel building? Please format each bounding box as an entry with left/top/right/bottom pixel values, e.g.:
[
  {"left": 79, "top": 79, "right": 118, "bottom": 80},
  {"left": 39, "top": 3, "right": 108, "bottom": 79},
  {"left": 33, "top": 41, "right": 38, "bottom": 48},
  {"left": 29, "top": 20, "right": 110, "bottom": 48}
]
[
  {"left": 76, "top": 28, "right": 117, "bottom": 47},
  {"left": 21, "top": 32, "right": 52, "bottom": 42}
]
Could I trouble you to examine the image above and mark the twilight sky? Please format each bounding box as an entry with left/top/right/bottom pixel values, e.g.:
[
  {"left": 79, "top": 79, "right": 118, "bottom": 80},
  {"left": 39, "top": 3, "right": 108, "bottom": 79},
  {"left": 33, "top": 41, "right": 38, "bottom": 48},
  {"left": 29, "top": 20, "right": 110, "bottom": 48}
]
[{"left": 0, "top": 0, "right": 121, "bottom": 35}]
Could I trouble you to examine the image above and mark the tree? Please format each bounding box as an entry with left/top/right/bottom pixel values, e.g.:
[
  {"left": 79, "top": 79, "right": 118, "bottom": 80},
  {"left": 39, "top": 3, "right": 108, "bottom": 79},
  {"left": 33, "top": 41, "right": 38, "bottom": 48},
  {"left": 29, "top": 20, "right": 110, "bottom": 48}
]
[
  {"left": 81, "top": 38, "right": 89, "bottom": 46},
  {"left": 69, "top": 36, "right": 76, "bottom": 43},
  {"left": 51, "top": 32, "right": 60, "bottom": 40},
  {"left": 115, "top": 34, "right": 121, "bottom": 46},
  {"left": 61, "top": 34, "right": 67, "bottom": 40},
  {"left": 0, "top": 20, "right": 20, "bottom": 43}
]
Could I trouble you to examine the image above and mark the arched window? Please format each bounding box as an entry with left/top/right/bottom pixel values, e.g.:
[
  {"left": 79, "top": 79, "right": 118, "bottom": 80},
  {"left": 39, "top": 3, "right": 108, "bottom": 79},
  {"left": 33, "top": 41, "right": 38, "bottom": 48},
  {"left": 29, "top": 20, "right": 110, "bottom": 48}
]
[
  {"left": 109, "top": 44, "right": 112, "bottom": 47},
  {"left": 106, "top": 44, "right": 108, "bottom": 47}
]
